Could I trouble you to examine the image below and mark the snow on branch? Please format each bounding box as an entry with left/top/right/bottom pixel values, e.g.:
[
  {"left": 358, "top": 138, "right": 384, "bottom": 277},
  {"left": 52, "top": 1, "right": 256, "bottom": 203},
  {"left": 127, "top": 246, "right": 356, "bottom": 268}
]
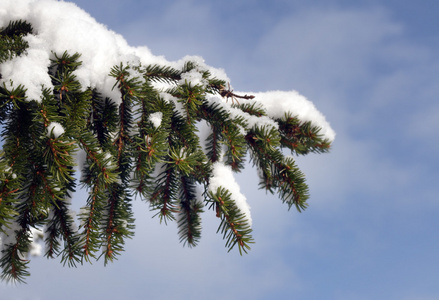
[{"left": 0, "top": 0, "right": 335, "bottom": 283}]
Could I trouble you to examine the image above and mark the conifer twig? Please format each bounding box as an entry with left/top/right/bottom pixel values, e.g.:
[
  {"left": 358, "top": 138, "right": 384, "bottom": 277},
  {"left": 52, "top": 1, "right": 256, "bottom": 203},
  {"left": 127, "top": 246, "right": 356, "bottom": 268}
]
[{"left": 219, "top": 83, "right": 255, "bottom": 104}]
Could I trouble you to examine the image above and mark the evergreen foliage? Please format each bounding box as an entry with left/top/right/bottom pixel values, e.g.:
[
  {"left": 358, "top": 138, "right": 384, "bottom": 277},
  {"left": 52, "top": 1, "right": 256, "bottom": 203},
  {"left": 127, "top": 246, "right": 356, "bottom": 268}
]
[{"left": 0, "top": 19, "right": 332, "bottom": 283}]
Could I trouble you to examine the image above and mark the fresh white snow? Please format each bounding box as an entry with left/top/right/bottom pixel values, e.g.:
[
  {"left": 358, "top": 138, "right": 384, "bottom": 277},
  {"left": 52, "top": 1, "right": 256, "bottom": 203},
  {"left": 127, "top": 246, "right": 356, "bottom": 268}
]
[
  {"left": 46, "top": 121, "right": 65, "bottom": 138},
  {"left": 244, "top": 90, "right": 336, "bottom": 142},
  {"left": 0, "top": 0, "right": 334, "bottom": 143},
  {"left": 208, "top": 162, "right": 252, "bottom": 226},
  {"left": 148, "top": 112, "right": 163, "bottom": 128}
]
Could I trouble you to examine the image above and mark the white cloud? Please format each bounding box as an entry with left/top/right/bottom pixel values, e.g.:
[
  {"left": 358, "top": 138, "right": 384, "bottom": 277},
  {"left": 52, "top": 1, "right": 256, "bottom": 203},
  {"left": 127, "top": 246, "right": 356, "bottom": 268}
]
[{"left": 253, "top": 7, "right": 403, "bottom": 88}]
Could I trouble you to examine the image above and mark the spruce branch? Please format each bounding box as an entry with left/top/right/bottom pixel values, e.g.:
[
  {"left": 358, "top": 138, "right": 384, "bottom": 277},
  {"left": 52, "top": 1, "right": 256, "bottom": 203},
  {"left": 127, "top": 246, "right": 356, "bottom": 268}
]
[
  {"left": 219, "top": 83, "right": 255, "bottom": 105},
  {"left": 236, "top": 102, "right": 267, "bottom": 117},
  {"left": 45, "top": 197, "right": 82, "bottom": 267},
  {"left": 207, "top": 187, "right": 253, "bottom": 255},
  {"left": 246, "top": 127, "right": 309, "bottom": 210},
  {"left": 0, "top": 228, "right": 31, "bottom": 283},
  {"left": 277, "top": 113, "right": 331, "bottom": 155},
  {"left": 0, "top": 155, "right": 20, "bottom": 233},
  {"left": 0, "top": 20, "right": 33, "bottom": 39},
  {"left": 139, "top": 64, "right": 182, "bottom": 84},
  {"left": 150, "top": 164, "right": 179, "bottom": 224},
  {"left": 197, "top": 101, "right": 247, "bottom": 170},
  {"left": 89, "top": 92, "right": 119, "bottom": 148},
  {"left": 0, "top": 17, "right": 333, "bottom": 281},
  {"left": 102, "top": 183, "right": 134, "bottom": 265},
  {"left": 177, "top": 175, "right": 203, "bottom": 247},
  {"left": 79, "top": 181, "right": 107, "bottom": 262},
  {"left": 0, "top": 20, "right": 33, "bottom": 63},
  {"left": 50, "top": 51, "right": 82, "bottom": 74}
]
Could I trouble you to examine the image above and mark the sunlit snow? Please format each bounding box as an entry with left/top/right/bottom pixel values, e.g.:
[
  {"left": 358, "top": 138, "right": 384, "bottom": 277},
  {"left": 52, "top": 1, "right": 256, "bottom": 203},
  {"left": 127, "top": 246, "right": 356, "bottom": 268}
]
[
  {"left": 209, "top": 162, "right": 252, "bottom": 226},
  {"left": 46, "top": 121, "right": 65, "bottom": 138},
  {"left": 148, "top": 112, "right": 163, "bottom": 128},
  {"left": 0, "top": 0, "right": 334, "bottom": 141}
]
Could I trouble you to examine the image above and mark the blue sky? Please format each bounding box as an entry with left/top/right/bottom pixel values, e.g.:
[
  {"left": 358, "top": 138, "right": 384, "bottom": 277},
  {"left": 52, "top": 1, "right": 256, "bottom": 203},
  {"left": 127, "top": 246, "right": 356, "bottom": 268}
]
[{"left": 2, "top": 0, "right": 439, "bottom": 299}]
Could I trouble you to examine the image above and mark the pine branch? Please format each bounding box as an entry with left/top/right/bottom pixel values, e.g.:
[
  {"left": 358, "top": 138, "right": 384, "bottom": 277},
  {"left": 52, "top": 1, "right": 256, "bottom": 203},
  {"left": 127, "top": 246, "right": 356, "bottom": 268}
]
[
  {"left": 89, "top": 92, "right": 118, "bottom": 148},
  {"left": 110, "top": 64, "right": 142, "bottom": 181},
  {"left": 0, "top": 228, "right": 31, "bottom": 283},
  {"left": 168, "top": 83, "right": 204, "bottom": 124},
  {"left": 246, "top": 126, "right": 309, "bottom": 211},
  {"left": 198, "top": 101, "right": 247, "bottom": 170},
  {"left": 177, "top": 175, "right": 203, "bottom": 247},
  {"left": 207, "top": 187, "right": 253, "bottom": 255},
  {"left": 0, "top": 20, "right": 33, "bottom": 38},
  {"left": 0, "top": 32, "right": 333, "bottom": 282},
  {"left": 205, "top": 129, "right": 221, "bottom": 163},
  {"left": 277, "top": 113, "right": 331, "bottom": 155},
  {"left": 274, "top": 157, "right": 309, "bottom": 211},
  {"left": 166, "top": 107, "right": 203, "bottom": 165},
  {"left": 79, "top": 181, "right": 107, "bottom": 262},
  {"left": 236, "top": 102, "right": 267, "bottom": 117},
  {"left": 45, "top": 198, "right": 82, "bottom": 267},
  {"left": 0, "top": 20, "right": 33, "bottom": 64},
  {"left": 221, "top": 124, "right": 247, "bottom": 172},
  {"left": 219, "top": 83, "right": 255, "bottom": 105},
  {"left": 150, "top": 163, "right": 179, "bottom": 223},
  {"left": 139, "top": 64, "right": 182, "bottom": 84},
  {"left": 101, "top": 183, "right": 134, "bottom": 265},
  {"left": 77, "top": 132, "right": 118, "bottom": 186},
  {"left": 50, "top": 51, "right": 82, "bottom": 74},
  {"left": 0, "top": 154, "right": 19, "bottom": 233}
]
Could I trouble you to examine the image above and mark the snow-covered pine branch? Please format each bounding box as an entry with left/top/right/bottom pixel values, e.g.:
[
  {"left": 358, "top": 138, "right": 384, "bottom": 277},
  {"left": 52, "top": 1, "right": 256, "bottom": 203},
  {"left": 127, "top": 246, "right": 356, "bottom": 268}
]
[{"left": 0, "top": 0, "right": 335, "bottom": 283}]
